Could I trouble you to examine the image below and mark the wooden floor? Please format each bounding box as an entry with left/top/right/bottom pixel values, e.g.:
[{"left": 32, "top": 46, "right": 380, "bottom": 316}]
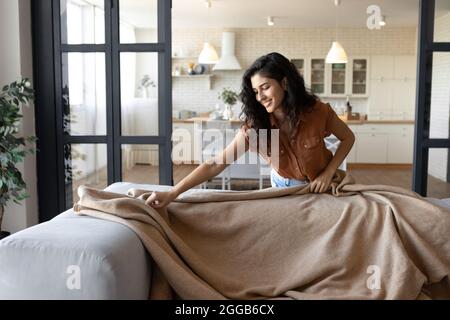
[
  {"left": 348, "top": 165, "right": 450, "bottom": 199},
  {"left": 71, "top": 163, "right": 450, "bottom": 205}
]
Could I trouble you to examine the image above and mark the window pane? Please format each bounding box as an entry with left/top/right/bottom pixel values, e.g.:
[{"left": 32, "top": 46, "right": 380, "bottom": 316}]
[
  {"left": 62, "top": 52, "right": 106, "bottom": 135},
  {"left": 121, "top": 52, "right": 159, "bottom": 136},
  {"left": 434, "top": 0, "right": 450, "bottom": 42},
  {"left": 119, "top": 0, "right": 158, "bottom": 44},
  {"left": 60, "top": 0, "right": 105, "bottom": 44},
  {"left": 122, "top": 144, "right": 159, "bottom": 184},
  {"left": 428, "top": 148, "right": 450, "bottom": 199},
  {"left": 65, "top": 144, "right": 107, "bottom": 208}
]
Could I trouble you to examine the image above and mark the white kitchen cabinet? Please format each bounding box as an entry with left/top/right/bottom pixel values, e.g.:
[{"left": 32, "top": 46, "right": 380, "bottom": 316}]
[
  {"left": 310, "top": 58, "right": 326, "bottom": 95},
  {"left": 291, "top": 58, "right": 305, "bottom": 77},
  {"left": 386, "top": 125, "right": 414, "bottom": 163},
  {"left": 387, "top": 134, "right": 414, "bottom": 163},
  {"left": 355, "top": 132, "right": 388, "bottom": 163},
  {"left": 369, "top": 79, "right": 393, "bottom": 112},
  {"left": 348, "top": 124, "right": 414, "bottom": 164},
  {"left": 370, "top": 56, "right": 394, "bottom": 80},
  {"left": 346, "top": 139, "right": 357, "bottom": 163},
  {"left": 394, "top": 55, "right": 417, "bottom": 79},
  {"left": 350, "top": 58, "right": 369, "bottom": 97},
  {"left": 368, "top": 55, "right": 417, "bottom": 120},
  {"left": 328, "top": 63, "right": 347, "bottom": 96},
  {"left": 346, "top": 125, "right": 358, "bottom": 163},
  {"left": 391, "top": 79, "right": 416, "bottom": 117}
]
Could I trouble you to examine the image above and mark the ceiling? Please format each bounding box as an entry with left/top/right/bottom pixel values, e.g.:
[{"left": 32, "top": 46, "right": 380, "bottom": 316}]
[
  {"left": 172, "top": 0, "right": 422, "bottom": 28},
  {"left": 84, "top": 0, "right": 450, "bottom": 29}
]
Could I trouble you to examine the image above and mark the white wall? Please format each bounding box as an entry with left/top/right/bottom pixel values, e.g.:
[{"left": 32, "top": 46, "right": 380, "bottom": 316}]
[
  {"left": 171, "top": 27, "right": 417, "bottom": 115},
  {"left": 0, "top": 0, "right": 38, "bottom": 233},
  {"left": 428, "top": 12, "right": 450, "bottom": 181}
]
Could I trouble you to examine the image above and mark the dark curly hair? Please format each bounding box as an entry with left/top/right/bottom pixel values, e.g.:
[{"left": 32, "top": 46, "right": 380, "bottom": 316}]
[{"left": 239, "top": 52, "right": 317, "bottom": 152}]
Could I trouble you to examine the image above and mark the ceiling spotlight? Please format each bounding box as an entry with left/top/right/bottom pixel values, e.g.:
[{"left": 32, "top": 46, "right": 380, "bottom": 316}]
[
  {"left": 379, "top": 15, "right": 386, "bottom": 26},
  {"left": 205, "top": 0, "right": 211, "bottom": 8},
  {"left": 267, "top": 16, "right": 274, "bottom": 26}
]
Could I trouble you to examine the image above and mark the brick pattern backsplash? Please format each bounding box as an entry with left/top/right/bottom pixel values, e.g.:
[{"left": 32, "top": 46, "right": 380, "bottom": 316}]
[{"left": 171, "top": 27, "right": 417, "bottom": 115}]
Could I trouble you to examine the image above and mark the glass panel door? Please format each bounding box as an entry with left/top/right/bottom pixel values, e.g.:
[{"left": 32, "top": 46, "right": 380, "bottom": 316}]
[
  {"left": 60, "top": 0, "right": 105, "bottom": 44},
  {"left": 351, "top": 59, "right": 367, "bottom": 95},
  {"left": 311, "top": 59, "right": 325, "bottom": 95},
  {"left": 55, "top": 0, "right": 171, "bottom": 210},
  {"left": 331, "top": 63, "right": 346, "bottom": 95},
  {"left": 119, "top": 0, "right": 158, "bottom": 43},
  {"left": 116, "top": 0, "right": 168, "bottom": 186}
]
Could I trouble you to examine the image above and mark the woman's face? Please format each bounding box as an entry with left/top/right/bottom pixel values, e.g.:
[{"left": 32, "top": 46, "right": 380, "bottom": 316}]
[{"left": 250, "top": 73, "right": 286, "bottom": 113}]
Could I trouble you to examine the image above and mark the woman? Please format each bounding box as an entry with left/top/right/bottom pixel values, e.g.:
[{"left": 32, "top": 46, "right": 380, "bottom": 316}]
[{"left": 147, "top": 52, "right": 355, "bottom": 208}]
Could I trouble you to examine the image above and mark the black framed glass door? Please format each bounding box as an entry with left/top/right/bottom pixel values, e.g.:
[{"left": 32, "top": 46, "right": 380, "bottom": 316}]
[
  {"left": 413, "top": 0, "right": 450, "bottom": 196},
  {"left": 32, "top": 0, "right": 173, "bottom": 221}
]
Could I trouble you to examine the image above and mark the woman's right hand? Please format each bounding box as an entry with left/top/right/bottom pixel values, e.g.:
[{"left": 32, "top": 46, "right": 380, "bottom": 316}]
[{"left": 145, "top": 190, "right": 178, "bottom": 209}]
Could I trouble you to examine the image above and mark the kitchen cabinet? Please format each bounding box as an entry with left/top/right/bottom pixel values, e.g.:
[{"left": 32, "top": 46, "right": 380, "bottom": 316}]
[
  {"left": 347, "top": 124, "right": 414, "bottom": 164},
  {"left": 294, "top": 57, "right": 369, "bottom": 97},
  {"left": 394, "top": 55, "right": 417, "bottom": 79},
  {"left": 329, "top": 57, "right": 370, "bottom": 97},
  {"left": 291, "top": 59, "right": 305, "bottom": 77},
  {"left": 370, "top": 55, "right": 394, "bottom": 80},
  {"left": 310, "top": 58, "right": 326, "bottom": 95},
  {"left": 346, "top": 125, "right": 358, "bottom": 163},
  {"left": 355, "top": 132, "right": 388, "bottom": 163},
  {"left": 329, "top": 63, "right": 347, "bottom": 96},
  {"left": 368, "top": 55, "right": 417, "bottom": 120},
  {"left": 386, "top": 125, "right": 414, "bottom": 163},
  {"left": 350, "top": 58, "right": 369, "bottom": 97}
]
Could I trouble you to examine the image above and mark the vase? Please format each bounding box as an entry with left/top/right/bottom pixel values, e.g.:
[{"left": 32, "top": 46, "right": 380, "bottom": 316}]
[{"left": 222, "top": 104, "right": 233, "bottom": 120}]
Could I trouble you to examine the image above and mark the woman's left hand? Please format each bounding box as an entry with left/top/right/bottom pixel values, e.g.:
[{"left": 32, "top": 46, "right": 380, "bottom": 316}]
[{"left": 309, "top": 170, "right": 335, "bottom": 193}]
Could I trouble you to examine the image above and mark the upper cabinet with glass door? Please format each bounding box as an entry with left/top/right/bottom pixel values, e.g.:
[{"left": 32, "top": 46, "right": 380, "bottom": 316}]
[
  {"left": 310, "top": 59, "right": 325, "bottom": 95},
  {"left": 291, "top": 59, "right": 305, "bottom": 77},
  {"left": 350, "top": 58, "right": 369, "bottom": 97},
  {"left": 324, "top": 58, "right": 369, "bottom": 97},
  {"left": 329, "top": 63, "right": 347, "bottom": 96}
]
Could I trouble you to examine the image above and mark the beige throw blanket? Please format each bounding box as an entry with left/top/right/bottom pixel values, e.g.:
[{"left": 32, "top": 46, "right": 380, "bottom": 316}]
[{"left": 73, "top": 171, "right": 450, "bottom": 300}]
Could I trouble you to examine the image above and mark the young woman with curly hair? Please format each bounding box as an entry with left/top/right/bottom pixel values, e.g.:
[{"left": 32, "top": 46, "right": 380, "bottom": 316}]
[{"left": 147, "top": 52, "right": 355, "bottom": 208}]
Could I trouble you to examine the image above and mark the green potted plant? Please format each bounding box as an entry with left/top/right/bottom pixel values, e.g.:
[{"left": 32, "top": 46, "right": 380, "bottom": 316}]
[
  {"left": 218, "top": 88, "right": 238, "bottom": 120},
  {"left": 0, "top": 78, "right": 37, "bottom": 240}
]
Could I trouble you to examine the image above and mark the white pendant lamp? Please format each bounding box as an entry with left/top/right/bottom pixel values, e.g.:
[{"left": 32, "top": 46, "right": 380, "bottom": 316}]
[
  {"left": 326, "top": 41, "right": 348, "bottom": 63},
  {"left": 198, "top": 42, "right": 219, "bottom": 64},
  {"left": 326, "top": 0, "right": 348, "bottom": 64}
]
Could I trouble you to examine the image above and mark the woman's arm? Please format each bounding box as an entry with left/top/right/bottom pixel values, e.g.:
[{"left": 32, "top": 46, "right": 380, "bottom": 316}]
[
  {"left": 310, "top": 116, "right": 355, "bottom": 193},
  {"left": 146, "top": 128, "right": 249, "bottom": 208},
  {"left": 323, "top": 116, "right": 355, "bottom": 176}
]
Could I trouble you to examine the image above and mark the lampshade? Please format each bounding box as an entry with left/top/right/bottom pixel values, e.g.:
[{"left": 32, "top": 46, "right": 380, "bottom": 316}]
[
  {"left": 325, "top": 41, "right": 348, "bottom": 64},
  {"left": 198, "top": 42, "right": 219, "bottom": 64}
]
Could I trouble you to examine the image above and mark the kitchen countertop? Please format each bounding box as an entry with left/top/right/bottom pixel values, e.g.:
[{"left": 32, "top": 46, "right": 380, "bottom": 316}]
[{"left": 172, "top": 117, "right": 415, "bottom": 125}]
